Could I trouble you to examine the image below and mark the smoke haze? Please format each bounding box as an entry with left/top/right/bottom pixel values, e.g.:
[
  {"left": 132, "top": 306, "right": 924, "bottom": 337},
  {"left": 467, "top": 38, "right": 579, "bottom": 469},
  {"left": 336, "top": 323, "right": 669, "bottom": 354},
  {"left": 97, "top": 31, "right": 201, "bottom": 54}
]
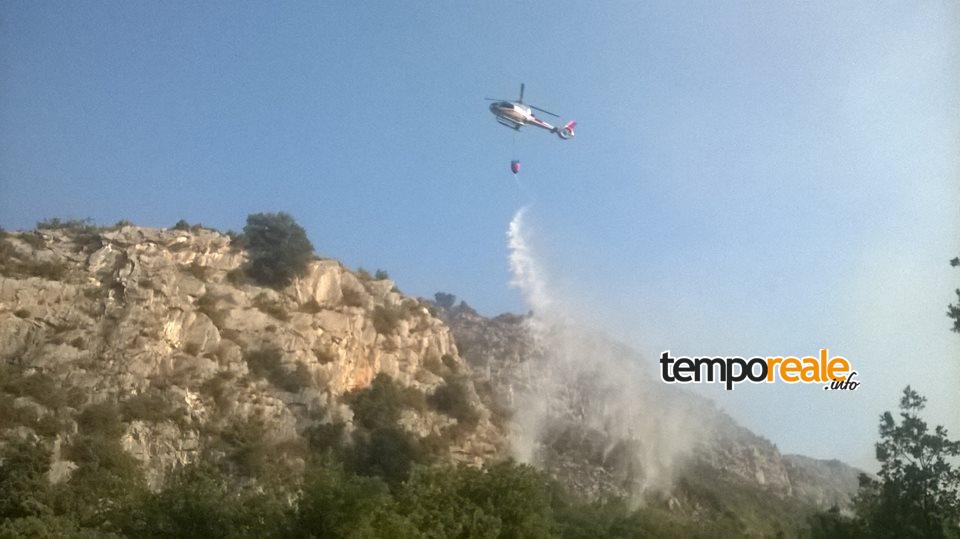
[{"left": 506, "top": 207, "right": 707, "bottom": 502}]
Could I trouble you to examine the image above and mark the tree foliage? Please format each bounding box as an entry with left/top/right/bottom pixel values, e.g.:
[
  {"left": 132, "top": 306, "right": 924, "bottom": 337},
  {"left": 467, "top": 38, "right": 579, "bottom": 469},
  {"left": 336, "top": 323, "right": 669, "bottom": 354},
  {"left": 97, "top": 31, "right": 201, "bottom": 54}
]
[
  {"left": 434, "top": 291, "right": 457, "bottom": 309},
  {"left": 812, "top": 386, "right": 960, "bottom": 538},
  {"left": 344, "top": 373, "right": 428, "bottom": 483},
  {"left": 949, "top": 257, "right": 960, "bottom": 334},
  {"left": 853, "top": 386, "right": 960, "bottom": 537},
  {"left": 117, "top": 463, "right": 289, "bottom": 538},
  {"left": 242, "top": 212, "right": 315, "bottom": 288},
  {"left": 0, "top": 439, "right": 52, "bottom": 521}
]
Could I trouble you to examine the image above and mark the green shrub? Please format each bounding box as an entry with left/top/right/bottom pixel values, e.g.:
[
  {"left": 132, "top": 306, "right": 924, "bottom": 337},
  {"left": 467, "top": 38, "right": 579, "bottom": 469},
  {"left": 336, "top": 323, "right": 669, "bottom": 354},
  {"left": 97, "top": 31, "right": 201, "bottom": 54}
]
[
  {"left": 34, "top": 414, "right": 65, "bottom": 437},
  {"left": 0, "top": 515, "right": 100, "bottom": 539},
  {"left": 349, "top": 425, "right": 427, "bottom": 484},
  {"left": 374, "top": 269, "right": 389, "bottom": 280},
  {"left": 305, "top": 421, "right": 346, "bottom": 453},
  {"left": 342, "top": 374, "right": 432, "bottom": 483},
  {"left": 65, "top": 386, "right": 88, "bottom": 409},
  {"left": 59, "top": 434, "right": 147, "bottom": 527},
  {"left": 340, "top": 287, "right": 366, "bottom": 308},
  {"left": 225, "top": 230, "right": 246, "bottom": 250},
  {"left": 216, "top": 419, "right": 272, "bottom": 478},
  {"left": 399, "top": 387, "right": 428, "bottom": 413},
  {"left": 1, "top": 370, "right": 66, "bottom": 410},
  {"left": 241, "top": 212, "right": 314, "bottom": 288},
  {"left": 0, "top": 239, "right": 15, "bottom": 268},
  {"left": 36, "top": 217, "right": 96, "bottom": 231},
  {"left": 35, "top": 218, "right": 101, "bottom": 251},
  {"left": 118, "top": 463, "right": 288, "bottom": 538},
  {"left": 20, "top": 233, "right": 45, "bottom": 249},
  {"left": 312, "top": 345, "right": 337, "bottom": 364},
  {"left": 0, "top": 394, "right": 37, "bottom": 430},
  {"left": 434, "top": 292, "right": 457, "bottom": 309},
  {"left": 428, "top": 377, "right": 480, "bottom": 429},
  {"left": 76, "top": 402, "right": 123, "bottom": 437},
  {"left": 0, "top": 257, "right": 70, "bottom": 281},
  {"left": 253, "top": 293, "right": 291, "bottom": 322},
  {"left": 398, "top": 463, "right": 556, "bottom": 537},
  {"left": 372, "top": 305, "right": 403, "bottom": 335},
  {"left": 345, "top": 373, "right": 405, "bottom": 430},
  {"left": 0, "top": 439, "right": 53, "bottom": 520},
  {"left": 120, "top": 391, "right": 178, "bottom": 422},
  {"left": 296, "top": 463, "right": 414, "bottom": 536},
  {"left": 244, "top": 347, "right": 312, "bottom": 392},
  {"left": 200, "top": 371, "right": 235, "bottom": 412}
]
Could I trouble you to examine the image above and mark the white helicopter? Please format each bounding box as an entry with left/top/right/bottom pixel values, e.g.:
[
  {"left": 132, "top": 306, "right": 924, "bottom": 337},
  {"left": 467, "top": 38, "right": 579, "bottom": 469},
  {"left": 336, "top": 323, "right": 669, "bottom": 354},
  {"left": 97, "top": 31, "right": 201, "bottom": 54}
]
[{"left": 486, "top": 83, "right": 576, "bottom": 141}]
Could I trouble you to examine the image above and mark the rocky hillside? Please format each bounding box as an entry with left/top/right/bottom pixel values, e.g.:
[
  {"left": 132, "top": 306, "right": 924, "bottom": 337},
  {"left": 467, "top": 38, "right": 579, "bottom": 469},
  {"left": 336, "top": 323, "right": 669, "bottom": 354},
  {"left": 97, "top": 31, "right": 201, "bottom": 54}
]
[
  {"left": 436, "top": 301, "right": 862, "bottom": 511},
  {"left": 0, "top": 223, "right": 504, "bottom": 488},
  {"left": 0, "top": 222, "right": 860, "bottom": 521}
]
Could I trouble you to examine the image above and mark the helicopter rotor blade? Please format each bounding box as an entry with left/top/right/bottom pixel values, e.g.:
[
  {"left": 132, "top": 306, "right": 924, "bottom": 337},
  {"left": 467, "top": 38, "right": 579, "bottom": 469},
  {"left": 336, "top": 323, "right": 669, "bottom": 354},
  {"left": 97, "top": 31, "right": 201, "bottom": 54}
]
[
  {"left": 529, "top": 105, "right": 560, "bottom": 118},
  {"left": 519, "top": 83, "right": 525, "bottom": 103},
  {"left": 484, "top": 98, "right": 508, "bottom": 101}
]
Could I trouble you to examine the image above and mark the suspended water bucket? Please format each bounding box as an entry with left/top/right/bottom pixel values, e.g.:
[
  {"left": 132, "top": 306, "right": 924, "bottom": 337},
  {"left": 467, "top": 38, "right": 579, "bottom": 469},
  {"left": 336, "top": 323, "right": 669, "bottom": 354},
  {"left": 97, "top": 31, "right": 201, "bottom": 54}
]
[{"left": 510, "top": 160, "right": 521, "bottom": 174}]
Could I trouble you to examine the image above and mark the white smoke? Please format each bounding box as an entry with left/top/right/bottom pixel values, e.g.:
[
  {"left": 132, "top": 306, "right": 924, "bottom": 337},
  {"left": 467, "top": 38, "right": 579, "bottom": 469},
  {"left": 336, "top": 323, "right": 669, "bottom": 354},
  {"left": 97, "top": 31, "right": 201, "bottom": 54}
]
[{"left": 506, "top": 207, "right": 706, "bottom": 503}]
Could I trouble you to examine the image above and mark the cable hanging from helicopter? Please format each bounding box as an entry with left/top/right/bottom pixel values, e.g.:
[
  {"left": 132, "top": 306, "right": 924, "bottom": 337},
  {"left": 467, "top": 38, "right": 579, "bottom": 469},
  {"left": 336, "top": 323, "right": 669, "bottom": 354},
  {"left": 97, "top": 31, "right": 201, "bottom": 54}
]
[
  {"left": 511, "top": 129, "right": 521, "bottom": 174},
  {"left": 485, "top": 83, "right": 576, "bottom": 175}
]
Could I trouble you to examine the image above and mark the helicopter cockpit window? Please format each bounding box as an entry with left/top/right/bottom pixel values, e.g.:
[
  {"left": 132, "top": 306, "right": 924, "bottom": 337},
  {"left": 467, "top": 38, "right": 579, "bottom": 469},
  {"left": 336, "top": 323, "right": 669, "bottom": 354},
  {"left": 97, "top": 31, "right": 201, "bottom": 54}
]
[{"left": 498, "top": 102, "right": 512, "bottom": 109}]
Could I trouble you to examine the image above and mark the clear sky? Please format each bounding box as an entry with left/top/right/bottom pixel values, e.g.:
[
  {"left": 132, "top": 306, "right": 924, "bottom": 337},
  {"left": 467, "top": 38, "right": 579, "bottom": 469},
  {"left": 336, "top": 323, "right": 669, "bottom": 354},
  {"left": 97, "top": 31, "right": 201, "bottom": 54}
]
[{"left": 2, "top": 1, "right": 958, "bottom": 470}]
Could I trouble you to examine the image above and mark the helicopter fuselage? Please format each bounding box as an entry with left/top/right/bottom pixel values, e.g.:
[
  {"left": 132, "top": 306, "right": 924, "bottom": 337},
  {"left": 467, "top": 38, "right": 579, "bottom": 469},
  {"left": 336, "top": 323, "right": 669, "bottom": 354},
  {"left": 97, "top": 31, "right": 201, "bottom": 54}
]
[{"left": 489, "top": 101, "right": 555, "bottom": 132}]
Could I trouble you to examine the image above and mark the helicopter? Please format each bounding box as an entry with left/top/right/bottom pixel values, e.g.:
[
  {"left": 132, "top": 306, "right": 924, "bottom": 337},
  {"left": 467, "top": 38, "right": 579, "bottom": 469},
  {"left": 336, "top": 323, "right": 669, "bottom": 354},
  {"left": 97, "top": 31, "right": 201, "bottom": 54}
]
[
  {"left": 486, "top": 84, "right": 575, "bottom": 174},
  {"left": 486, "top": 84, "right": 576, "bottom": 141}
]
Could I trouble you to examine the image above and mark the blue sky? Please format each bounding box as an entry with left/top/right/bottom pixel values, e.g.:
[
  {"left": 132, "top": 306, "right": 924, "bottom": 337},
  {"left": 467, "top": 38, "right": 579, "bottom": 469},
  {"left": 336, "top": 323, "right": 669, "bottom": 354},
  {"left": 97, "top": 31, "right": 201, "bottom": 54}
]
[{"left": 2, "top": 1, "right": 958, "bottom": 469}]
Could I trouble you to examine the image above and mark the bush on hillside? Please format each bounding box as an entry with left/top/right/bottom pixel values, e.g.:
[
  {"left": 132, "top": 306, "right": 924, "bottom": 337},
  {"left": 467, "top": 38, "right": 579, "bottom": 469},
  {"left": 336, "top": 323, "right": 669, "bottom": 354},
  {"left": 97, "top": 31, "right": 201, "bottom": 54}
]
[
  {"left": 434, "top": 292, "right": 456, "bottom": 309},
  {"left": 241, "top": 212, "right": 314, "bottom": 288},
  {"left": 244, "top": 347, "right": 313, "bottom": 393},
  {"left": 427, "top": 377, "right": 480, "bottom": 430}
]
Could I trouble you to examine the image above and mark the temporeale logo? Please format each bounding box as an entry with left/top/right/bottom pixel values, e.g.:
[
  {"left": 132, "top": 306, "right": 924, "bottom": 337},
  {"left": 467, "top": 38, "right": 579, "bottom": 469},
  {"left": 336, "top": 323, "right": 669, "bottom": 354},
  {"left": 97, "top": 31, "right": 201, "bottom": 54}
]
[{"left": 659, "top": 349, "right": 860, "bottom": 391}]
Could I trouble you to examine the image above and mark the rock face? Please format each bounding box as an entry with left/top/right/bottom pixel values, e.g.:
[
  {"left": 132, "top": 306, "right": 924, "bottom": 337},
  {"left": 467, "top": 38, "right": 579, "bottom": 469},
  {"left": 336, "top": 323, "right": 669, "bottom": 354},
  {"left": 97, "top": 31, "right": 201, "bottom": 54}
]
[
  {"left": 0, "top": 225, "right": 503, "bottom": 488},
  {"left": 436, "top": 301, "right": 863, "bottom": 510},
  {"left": 0, "top": 223, "right": 859, "bottom": 509},
  {"left": 783, "top": 454, "right": 863, "bottom": 509}
]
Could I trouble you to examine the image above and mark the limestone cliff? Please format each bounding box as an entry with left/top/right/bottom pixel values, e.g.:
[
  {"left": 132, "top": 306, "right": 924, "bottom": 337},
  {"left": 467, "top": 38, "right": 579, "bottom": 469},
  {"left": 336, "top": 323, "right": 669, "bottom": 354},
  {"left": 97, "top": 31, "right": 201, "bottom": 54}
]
[
  {"left": 0, "top": 223, "right": 859, "bottom": 512},
  {"left": 0, "top": 225, "right": 503, "bottom": 488}
]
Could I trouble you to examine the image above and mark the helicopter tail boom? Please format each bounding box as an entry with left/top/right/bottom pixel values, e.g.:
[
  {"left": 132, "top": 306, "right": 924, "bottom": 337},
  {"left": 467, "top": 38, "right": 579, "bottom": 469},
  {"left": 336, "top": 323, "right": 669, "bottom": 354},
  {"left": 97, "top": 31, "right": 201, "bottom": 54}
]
[{"left": 556, "top": 120, "right": 576, "bottom": 140}]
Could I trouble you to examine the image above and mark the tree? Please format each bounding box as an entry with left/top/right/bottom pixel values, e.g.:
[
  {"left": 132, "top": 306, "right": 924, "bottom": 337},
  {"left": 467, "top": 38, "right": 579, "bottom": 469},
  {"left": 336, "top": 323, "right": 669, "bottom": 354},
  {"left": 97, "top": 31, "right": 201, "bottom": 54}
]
[
  {"left": 118, "top": 464, "right": 288, "bottom": 538},
  {"left": 294, "top": 463, "right": 415, "bottom": 537},
  {"left": 854, "top": 386, "right": 960, "bottom": 537},
  {"left": 948, "top": 257, "right": 959, "bottom": 334},
  {"left": 345, "top": 374, "right": 428, "bottom": 483},
  {"left": 242, "top": 212, "right": 314, "bottom": 288},
  {"left": 434, "top": 292, "right": 456, "bottom": 310},
  {"left": 0, "top": 439, "right": 53, "bottom": 520}
]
